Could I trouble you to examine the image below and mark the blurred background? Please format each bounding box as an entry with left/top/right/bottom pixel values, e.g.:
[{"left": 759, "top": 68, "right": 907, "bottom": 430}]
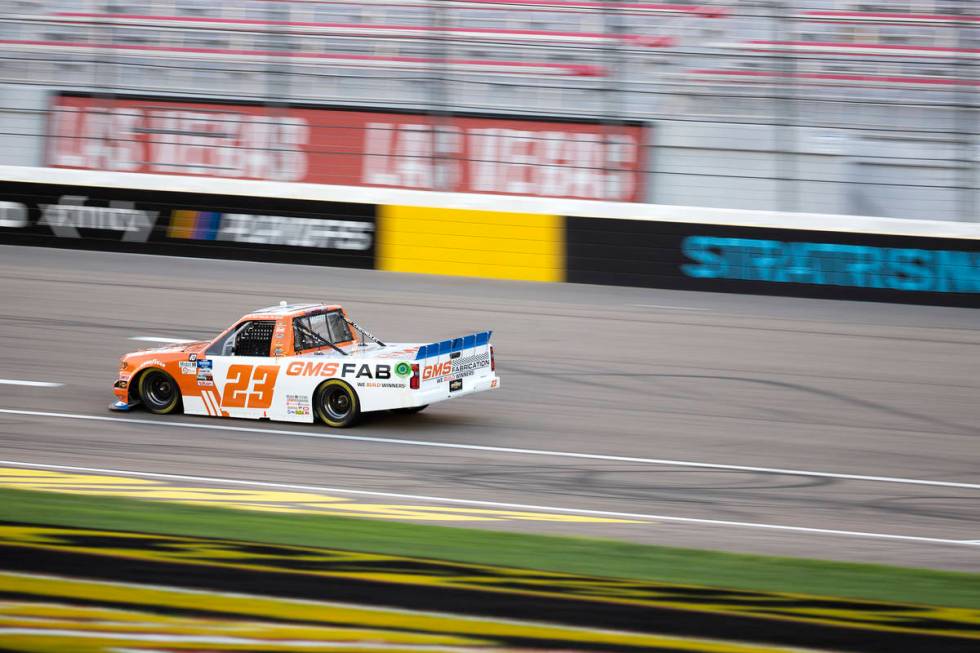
[
  {"left": 0, "top": 5, "right": 978, "bottom": 651},
  {"left": 0, "top": 0, "right": 976, "bottom": 221}
]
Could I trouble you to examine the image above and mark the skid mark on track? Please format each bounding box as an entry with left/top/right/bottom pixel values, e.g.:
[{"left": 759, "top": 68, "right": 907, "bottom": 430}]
[
  {"left": 505, "top": 365, "right": 980, "bottom": 438},
  {"left": 2, "top": 408, "right": 978, "bottom": 490},
  {"left": 0, "top": 467, "right": 642, "bottom": 524}
]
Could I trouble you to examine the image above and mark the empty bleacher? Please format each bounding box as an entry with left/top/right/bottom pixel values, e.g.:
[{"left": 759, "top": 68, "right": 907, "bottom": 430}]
[{"left": 0, "top": 0, "right": 729, "bottom": 116}]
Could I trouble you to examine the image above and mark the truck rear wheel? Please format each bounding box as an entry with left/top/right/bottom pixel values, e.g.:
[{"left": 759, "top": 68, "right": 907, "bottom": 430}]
[{"left": 314, "top": 379, "right": 360, "bottom": 428}]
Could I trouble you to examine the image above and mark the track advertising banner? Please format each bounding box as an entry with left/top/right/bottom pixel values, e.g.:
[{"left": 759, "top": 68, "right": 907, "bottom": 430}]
[
  {"left": 565, "top": 217, "right": 980, "bottom": 307},
  {"left": 46, "top": 93, "right": 647, "bottom": 202},
  {"left": 4, "top": 171, "right": 974, "bottom": 306},
  {"left": 0, "top": 181, "right": 377, "bottom": 269}
]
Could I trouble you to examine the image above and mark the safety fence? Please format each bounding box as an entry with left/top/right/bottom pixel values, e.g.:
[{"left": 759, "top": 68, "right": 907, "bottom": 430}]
[
  {"left": 1, "top": 166, "right": 977, "bottom": 307},
  {"left": 2, "top": 2, "right": 978, "bottom": 220}
]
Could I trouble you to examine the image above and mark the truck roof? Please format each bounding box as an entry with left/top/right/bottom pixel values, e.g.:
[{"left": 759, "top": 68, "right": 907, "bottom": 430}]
[{"left": 246, "top": 303, "right": 343, "bottom": 319}]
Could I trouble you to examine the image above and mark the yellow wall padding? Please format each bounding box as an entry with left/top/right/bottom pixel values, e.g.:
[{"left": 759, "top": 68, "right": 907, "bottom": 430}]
[{"left": 378, "top": 205, "right": 564, "bottom": 282}]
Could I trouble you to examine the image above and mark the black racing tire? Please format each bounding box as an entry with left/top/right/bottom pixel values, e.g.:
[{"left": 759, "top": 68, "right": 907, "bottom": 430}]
[
  {"left": 314, "top": 379, "right": 360, "bottom": 428},
  {"left": 138, "top": 368, "right": 182, "bottom": 415},
  {"left": 392, "top": 405, "right": 428, "bottom": 415}
]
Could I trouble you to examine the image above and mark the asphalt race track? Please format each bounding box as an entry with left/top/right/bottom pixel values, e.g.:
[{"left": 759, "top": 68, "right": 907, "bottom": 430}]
[{"left": 0, "top": 245, "right": 978, "bottom": 571}]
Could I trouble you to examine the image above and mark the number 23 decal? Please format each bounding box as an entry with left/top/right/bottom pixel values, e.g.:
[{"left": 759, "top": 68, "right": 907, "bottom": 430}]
[{"left": 222, "top": 364, "right": 280, "bottom": 409}]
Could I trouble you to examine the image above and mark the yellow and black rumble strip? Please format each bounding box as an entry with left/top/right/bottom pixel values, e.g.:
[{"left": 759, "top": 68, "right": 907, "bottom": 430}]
[
  {"left": 0, "top": 523, "right": 977, "bottom": 652},
  {"left": 0, "top": 570, "right": 793, "bottom": 653}
]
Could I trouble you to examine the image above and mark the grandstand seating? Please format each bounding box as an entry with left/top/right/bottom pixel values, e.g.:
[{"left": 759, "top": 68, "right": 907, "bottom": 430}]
[
  {"left": 49, "top": 13, "right": 680, "bottom": 49},
  {"left": 0, "top": 1, "right": 724, "bottom": 88},
  {"left": 687, "top": 69, "right": 980, "bottom": 90},
  {"left": 689, "top": 2, "right": 977, "bottom": 94},
  {"left": 0, "top": 40, "right": 609, "bottom": 76},
  {"left": 797, "top": 9, "right": 979, "bottom": 27},
  {"left": 0, "top": 0, "right": 975, "bottom": 111}
]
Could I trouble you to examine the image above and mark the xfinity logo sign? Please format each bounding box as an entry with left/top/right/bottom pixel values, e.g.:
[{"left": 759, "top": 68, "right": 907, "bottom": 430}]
[
  {"left": 3, "top": 182, "right": 376, "bottom": 268},
  {"left": 38, "top": 195, "right": 158, "bottom": 241},
  {"left": 0, "top": 201, "right": 27, "bottom": 228}
]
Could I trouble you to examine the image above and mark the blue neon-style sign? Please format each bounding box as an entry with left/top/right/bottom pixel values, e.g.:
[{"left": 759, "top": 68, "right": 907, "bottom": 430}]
[{"left": 681, "top": 236, "right": 979, "bottom": 293}]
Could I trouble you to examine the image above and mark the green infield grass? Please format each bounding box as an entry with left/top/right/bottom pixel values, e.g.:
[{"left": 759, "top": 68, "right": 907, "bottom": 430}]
[{"left": 1, "top": 486, "right": 977, "bottom": 609}]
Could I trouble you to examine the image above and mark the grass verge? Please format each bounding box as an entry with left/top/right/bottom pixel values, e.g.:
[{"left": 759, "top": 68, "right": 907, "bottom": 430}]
[{"left": 1, "top": 486, "right": 978, "bottom": 609}]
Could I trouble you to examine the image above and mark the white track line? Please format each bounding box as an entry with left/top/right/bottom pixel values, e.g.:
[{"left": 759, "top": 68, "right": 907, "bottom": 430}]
[
  {"left": 129, "top": 336, "right": 196, "bottom": 344},
  {"left": 0, "top": 380, "right": 62, "bottom": 388},
  {"left": 631, "top": 304, "right": 710, "bottom": 311},
  {"left": 0, "top": 459, "right": 976, "bottom": 548},
  {"left": 0, "top": 407, "right": 977, "bottom": 492}
]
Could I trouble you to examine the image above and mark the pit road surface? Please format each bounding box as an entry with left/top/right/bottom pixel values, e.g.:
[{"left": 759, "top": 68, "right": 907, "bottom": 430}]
[{"left": 0, "top": 245, "right": 977, "bottom": 571}]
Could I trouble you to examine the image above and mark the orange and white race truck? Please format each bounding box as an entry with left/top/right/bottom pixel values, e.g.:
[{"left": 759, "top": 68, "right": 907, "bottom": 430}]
[{"left": 112, "top": 302, "right": 499, "bottom": 427}]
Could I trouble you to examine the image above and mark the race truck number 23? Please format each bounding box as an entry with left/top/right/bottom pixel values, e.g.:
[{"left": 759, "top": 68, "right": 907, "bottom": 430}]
[
  {"left": 112, "top": 303, "right": 500, "bottom": 427},
  {"left": 222, "top": 364, "right": 280, "bottom": 409}
]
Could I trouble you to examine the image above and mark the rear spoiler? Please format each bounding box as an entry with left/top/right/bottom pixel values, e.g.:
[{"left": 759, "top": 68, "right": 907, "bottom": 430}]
[{"left": 415, "top": 331, "right": 492, "bottom": 360}]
